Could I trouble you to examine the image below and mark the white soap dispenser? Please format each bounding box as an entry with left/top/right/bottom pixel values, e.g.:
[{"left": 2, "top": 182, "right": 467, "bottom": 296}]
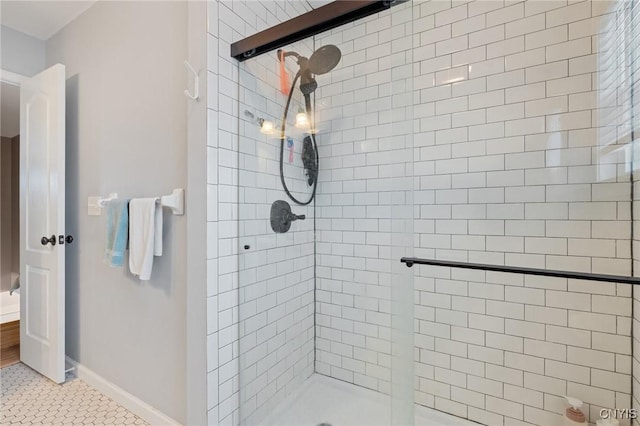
[{"left": 563, "top": 396, "right": 586, "bottom": 425}]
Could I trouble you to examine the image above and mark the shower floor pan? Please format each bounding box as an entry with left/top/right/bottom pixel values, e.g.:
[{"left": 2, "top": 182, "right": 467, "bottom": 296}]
[{"left": 260, "top": 374, "right": 475, "bottom": 426}]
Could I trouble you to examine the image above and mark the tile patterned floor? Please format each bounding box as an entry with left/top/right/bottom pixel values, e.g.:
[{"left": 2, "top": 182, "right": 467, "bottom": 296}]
[{"left": 1, "top": 363, "right": 148, "bottom": 425}]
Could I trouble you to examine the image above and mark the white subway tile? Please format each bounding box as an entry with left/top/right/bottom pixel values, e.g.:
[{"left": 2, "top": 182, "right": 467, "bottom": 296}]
[
  {"left": 436, "top": 35, "right": 469, "bottom": 56},
  {"left": 546, "top": 1, "right": 592, "bottom": 28},
  {"left": 569, "top": 53, "right": 598, "bottom": 76},
  {"left": 487, "top": 70, "right": 525, "bottom": 90},
  {"left": 486, "top": 332, "right": 523, "bottom": 353},
  {"left": 469, "top": 90, "right": 505, "bottom": 109},
  {"left": 568, "top": 239, "right": 617, "bottom": 258},
  {"left": 435, "top": 397, "right": 468, "bottom": 419},
  {"left": 591, "top": 295, "right": 632, "bottom": 316},
  {"left": 421, "top": 55, "right": 453, "bottom": 75},
  {"left": 487, "top": 3, "right": 524, "bottom": 27},
  {"left": 546, "top": 290, "right": 591, "bottom": 311},
  {"left": 468, "top": 0, "right": 503, "bottom": 17},
  {"left": 505, "top": 82, "right": 546, "bottom": 103},
  {"left": 469, "top": 123, "right": 505, "bottom": 141},
  {"left": 451, "top": 326, "right": 486, "bottom": 346},
  {"left": 505, "top": 48, "right": 546, "bottom": 71},
  {"left": 547, "top": 359, "right": 591, "bottom": 384},
  {"left": 468, "top": 408, "right": 504, "bottom": 426},
  {"left": 469, "top": 313, "right": 505, "bottom": 333},
  {"left": 505, "top": 14, "right": 546, "bottom": 38},
  {"left": 468, "top": 375, "right": 504, "bottom": 398},
  {"left": 486, "top": 395, "right": 523, "bottom": 420},
  {"left": 525, "top": 305, "right": 568, "bottom": 326},
  {"left": 569, "top": 311, "right": 617, "bottom": 333},
  {"left": 524, "top": 339, "right": 566, "bottom": 361},
  {"left": 504, "top": 384, "right": 544, "bottom": 409},
  {"left": 452, "top": 15, "right": 486, "bottom": 37},
  {"left": 567, "top": 382, "right": 615, "bottom": 407},
  {"left": 524, "top": 372, "right": 567, "bottom": 395},
  {"left": 505, "top": 352, "right": 545, "bottom": 374},
  {"left": 451, "top": 45, "right": 485, "bottom": 67},
  {"left": 451, "top": 110, "right": 486, "bottom": 129},
  {"left": 546, "top": 325, "right": 591, "bottom": 348},
  {"left": 451, "top": 79, "right": 487, "bottom": 98},
  {"left": 525, "top": 61, "right": 568, "bottom": 84},
  {"left": 547, "top": 74, "right": 592, "bottom": 97},
  {"left": 591, "top": 369, "right": 631, "bottom": 393},
  {"left": 546, "top": 37, "right": 592, "bottom": 62},
  {"left": 469, "top": 58, "right": 505, "bottom": 79},
  {"left": 525, "top": 96, "right": 568, "bottom": 118},
  {"left": 451, "top": 386, "right": 485, "bottom": 408},
  {"left": 486, "top": 136, "right": 524, "bottom": 155},
  {"left": 568, "top": 346, "right": 615, "bottom": 370},
  {"left": 469, "top": 25, "right": 505, "bottom": 48},
  {"left": 524, "top": 25, "right": 569, "bottom": 50},
  {"left": 435, "top": 66, "right": 469, "bottom": 86},
  {"left": 505, "top": 286, "right": 545, "bottom": 305},
  {"left": 506, "top": 319, "right": 545, "bottom": 339},
  {"left": 546, "top": 111, "right": 591, "bottom": 132},
  {"left": 505, "top": 117, "right": 545, "bottom": 137},
  {"left": 524, "top": 407, "right": 564, "bottom": 426},
  {"left": 524, "top": 0, "right": 567, "bottom": 17},
  {"left": 592, "top": 332, "right": 631, "bottom": 356},
  {"left": 487, "top": 36, "right": 525, "bottom": 59}
]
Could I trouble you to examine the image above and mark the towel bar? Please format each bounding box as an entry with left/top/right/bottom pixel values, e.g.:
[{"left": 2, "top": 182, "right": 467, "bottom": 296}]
[{"left": 93, "top": 188, "right": 185, "bottom": 215}]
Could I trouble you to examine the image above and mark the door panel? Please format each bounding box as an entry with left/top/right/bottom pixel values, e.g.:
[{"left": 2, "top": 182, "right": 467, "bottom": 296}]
[{"left": 20, "top": 63, "right": 66, "bottom": 384}]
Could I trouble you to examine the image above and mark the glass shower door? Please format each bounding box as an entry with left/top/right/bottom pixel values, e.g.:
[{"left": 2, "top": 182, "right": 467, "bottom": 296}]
[{"left": 235, "top": 2, "right": 415, "bottom": 424}]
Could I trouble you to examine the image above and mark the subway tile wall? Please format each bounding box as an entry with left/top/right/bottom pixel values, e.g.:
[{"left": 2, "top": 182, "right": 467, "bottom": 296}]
[
  {"left": 313, "top": 2, "right": 415, "bottom": 395},
  {"left": 207, "top": 0, "right": 640, "bottom": 425},
  {"left": 632, "top": 0, "right": 640, "bottom": 424},
  {"left": 313, "top": 0, "right": 636, "bottom": 425},
  {"left": 206, "top": 1, "right": 314, "bottom": 425}
]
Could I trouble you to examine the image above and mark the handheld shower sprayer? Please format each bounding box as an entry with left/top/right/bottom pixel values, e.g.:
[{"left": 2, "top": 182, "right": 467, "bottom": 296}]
[{"left": 277, "top": 45, "right": 342, "bottom": 206}]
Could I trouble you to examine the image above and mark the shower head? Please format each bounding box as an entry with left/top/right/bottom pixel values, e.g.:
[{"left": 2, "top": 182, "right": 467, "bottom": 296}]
[
  {"left": 278, "top": 45, "right": 342, "bottom": 74},
  {"left": 308, "top": 45, "right": 341, "bottom": 75},
  {"left": 277, "top": 45, "right": 342, "bottom": 95}
]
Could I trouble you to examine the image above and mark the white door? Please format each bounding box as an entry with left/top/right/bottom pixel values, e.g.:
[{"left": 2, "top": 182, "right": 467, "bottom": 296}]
[{"left": 19, "top": 64, "right": 66, "bottom": 383}]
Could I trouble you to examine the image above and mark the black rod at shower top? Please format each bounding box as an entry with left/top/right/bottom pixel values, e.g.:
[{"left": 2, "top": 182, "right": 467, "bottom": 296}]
[
  {"left": 230, "top": 0, "right": 406, "bottom": 61},
  {"left": 401, "top": 257, "right": 640, "bottom": 285}
]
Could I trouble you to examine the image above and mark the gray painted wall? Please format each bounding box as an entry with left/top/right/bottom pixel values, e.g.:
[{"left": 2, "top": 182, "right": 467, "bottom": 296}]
[
  {"left": 46, "top": 2, "right": 188, "bottom": 422},
  {"left": 0, "top": 25, "right": 45, "bottom": 76}
]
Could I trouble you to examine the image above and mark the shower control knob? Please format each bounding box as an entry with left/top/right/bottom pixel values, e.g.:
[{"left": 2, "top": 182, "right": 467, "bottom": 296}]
[
  {"left": 41, "top": 235, "right": 56, "bottom": 246},
  {"left": 270, "top": 200, "right": 306, "bottom": 233}
]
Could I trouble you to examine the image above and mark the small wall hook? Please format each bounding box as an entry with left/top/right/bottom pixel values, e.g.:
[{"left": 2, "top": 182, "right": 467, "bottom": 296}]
[{"left": 184, "top": 60, "right": 199, "bottom": 101}]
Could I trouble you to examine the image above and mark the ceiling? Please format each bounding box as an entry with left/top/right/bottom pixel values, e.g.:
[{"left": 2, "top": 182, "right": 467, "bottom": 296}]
[
  {"left": 0, "top": 1, "right": 329, "bottom": 41},
  {"left": 1, "top": 1, "right": 96, "bottom": 40},
  {"left": 1, "top": 83, "right": 20, "bottom": 138}
]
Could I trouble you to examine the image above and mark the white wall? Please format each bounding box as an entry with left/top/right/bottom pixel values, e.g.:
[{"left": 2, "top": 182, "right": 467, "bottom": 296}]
[
  {"left": 235, "top": 38, "right": 317, "bottom": 424},
  {"left": 631, "top": 0, "right": 640, "bottom": 422},
  {"left": 313, "top": 3, "right": 415, "bottom": 395},
  {"left": 206, "top": 1, "right": 316, "bottom": 424},
  {"left": 46, "top": 2, "right": 188, "bottom": 422},
  {"left": 0, "top": 25, "right": 45, "bottom": 76},
  {"left": 315, "top": 1, "right": 634, "bottom": 425}
]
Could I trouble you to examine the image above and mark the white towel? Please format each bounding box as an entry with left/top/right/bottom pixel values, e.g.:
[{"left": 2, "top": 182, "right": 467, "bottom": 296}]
[{"left": 129, "top": 198, "right": 163, "bottom": 280}]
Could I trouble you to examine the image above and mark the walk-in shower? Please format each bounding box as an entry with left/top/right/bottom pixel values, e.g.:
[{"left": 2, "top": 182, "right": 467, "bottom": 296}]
[{"left": 220, "top": 0, "right": 640, "bottom": 425}]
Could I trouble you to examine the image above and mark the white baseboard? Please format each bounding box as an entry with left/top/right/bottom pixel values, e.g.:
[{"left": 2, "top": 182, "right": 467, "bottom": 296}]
[{"left": 65, "top": 356, "right": 181, "bottom": 426}]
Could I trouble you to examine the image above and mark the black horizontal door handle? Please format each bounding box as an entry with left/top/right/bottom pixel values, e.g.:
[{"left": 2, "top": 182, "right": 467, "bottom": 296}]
[{"left": 41, "top": 235, "right": 56, "bottom": 246}]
